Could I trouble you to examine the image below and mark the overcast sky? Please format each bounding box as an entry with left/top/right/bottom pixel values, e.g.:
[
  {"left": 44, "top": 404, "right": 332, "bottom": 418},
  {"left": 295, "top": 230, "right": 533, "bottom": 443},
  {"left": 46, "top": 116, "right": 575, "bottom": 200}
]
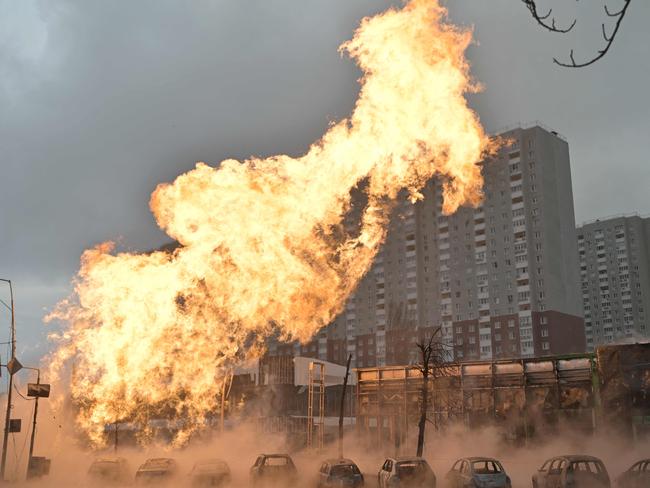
[{"left": 1, "top": 0, "right": 648, "bottom": 366}]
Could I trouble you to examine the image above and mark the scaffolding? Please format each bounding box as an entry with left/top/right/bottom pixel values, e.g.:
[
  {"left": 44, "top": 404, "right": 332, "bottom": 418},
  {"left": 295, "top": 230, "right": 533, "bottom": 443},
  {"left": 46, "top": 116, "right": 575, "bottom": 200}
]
[
  {"left": 356, "top": 353, "right": 603, "bottom": 449},
  {"left": 307, "top": 361, "right": 325, "bottom": 449}
]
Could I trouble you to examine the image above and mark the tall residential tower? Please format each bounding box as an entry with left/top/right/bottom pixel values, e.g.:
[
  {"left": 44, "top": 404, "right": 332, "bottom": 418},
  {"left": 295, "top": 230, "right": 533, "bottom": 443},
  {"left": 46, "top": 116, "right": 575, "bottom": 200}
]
[
  {"left": 577, "top": 215, "right": 650, "bottom": 349},
  {"left": 270, "top": 124, "right": 586, "bottom": 366}
]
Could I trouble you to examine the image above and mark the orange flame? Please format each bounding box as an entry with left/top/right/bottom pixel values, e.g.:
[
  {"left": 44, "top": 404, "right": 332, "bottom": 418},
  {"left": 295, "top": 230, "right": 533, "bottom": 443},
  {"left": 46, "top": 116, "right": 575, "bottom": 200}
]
[{"left": 47, "top": 0, "right": 490, "bottom": 446}]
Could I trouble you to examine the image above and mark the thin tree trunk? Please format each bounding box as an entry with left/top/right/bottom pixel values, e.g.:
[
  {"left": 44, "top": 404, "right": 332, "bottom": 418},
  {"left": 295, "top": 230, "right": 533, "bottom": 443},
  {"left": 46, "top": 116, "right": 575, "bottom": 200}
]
[
  {"left": 338, "top": 354, "right": 352, "bottom": 458},
  {"left": 416, "top": 367, "right": 428, "bottom": 457}
]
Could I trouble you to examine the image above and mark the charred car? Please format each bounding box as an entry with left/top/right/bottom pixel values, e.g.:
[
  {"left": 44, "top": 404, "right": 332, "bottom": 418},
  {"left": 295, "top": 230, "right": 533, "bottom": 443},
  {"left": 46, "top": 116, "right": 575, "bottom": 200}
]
[
  {"left": 378, "top": 457, "right": 436, "bottom": 488},
  {"left": 616, "top": 459, "right": 650, "bottom": 488},
  {"left": 445, "top": 457, "right": 511, "bottom": 488},
  {"left": 87, "top": 457, "right": 131, "bottom": 485},
  {"left": 190, "top": 459, "right": 232, "bottom": 487},
  {"left": 318, "top": 458, "right": 364, "bottom": 488},
  {"left": 532, "top": 455, "right": 610, "bottom": 488},
  {"left": 135, "top": 458, "right": 179, "bottom": 485},
  {"left": 250, "top": 453, "right": 298, "bottom": 486}
]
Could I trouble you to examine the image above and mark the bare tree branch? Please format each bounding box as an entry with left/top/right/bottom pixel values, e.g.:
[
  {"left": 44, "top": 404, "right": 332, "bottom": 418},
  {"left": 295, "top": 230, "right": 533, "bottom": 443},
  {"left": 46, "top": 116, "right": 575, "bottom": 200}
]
[
  {"left": 522, "top": 0, "right": 632, "bottom": 68},
  {"left": 522, "top": 0, "right": 577, "bottom": 33},
  {"left": 554, "top": 0, "right": 631, "bottom": 68}
]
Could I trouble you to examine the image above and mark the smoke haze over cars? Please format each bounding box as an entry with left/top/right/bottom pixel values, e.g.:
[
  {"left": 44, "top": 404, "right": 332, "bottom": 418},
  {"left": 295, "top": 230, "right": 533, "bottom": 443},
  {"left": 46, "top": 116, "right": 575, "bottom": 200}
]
[{"left": 3, "top": 410, "right": 650, "bottom": 487}]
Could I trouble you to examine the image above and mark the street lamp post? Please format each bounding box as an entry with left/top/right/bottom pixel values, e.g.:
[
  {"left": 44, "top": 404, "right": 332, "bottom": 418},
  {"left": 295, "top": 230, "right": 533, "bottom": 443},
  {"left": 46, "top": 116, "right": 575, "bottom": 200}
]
[{"left": 0, "top": 278, "right": 17, "bottom": 481}]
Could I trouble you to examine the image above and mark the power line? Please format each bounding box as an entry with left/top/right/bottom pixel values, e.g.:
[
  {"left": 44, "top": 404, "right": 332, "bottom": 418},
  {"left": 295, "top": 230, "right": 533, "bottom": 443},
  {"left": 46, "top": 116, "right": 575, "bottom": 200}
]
[{"left": 12, "top": 384, "right": 34, "bottom": 403}]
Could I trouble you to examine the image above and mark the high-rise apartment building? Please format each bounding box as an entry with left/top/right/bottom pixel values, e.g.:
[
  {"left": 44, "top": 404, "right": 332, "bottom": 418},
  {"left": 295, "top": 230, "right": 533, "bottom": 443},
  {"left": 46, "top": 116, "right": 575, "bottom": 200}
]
[
  {"left": 577, "top": 215, "right": 650, "bottom": 349},
  {"left": 269, "top": 125, "right": 586, "bottom": 366}
]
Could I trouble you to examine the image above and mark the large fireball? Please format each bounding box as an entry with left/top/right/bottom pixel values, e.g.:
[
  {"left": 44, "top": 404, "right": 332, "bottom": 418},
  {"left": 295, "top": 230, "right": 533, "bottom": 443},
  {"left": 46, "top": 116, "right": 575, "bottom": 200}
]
[{"left": 47, "top": 0, "right": 491, "bottom": 446}]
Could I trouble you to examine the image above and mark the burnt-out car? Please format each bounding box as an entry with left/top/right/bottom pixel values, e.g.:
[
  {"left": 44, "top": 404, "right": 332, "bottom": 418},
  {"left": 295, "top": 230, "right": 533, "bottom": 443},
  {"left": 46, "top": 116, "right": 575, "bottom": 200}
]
[
  {"left": 135, "top": 458, "right": 179, "bottom": 485},
  {"left": 190, "top": 459, "right": 231, "bottom": 487},
  {"left": 250, "top": 454, "right": 297, "bottom": 486},
  {"left": 378, "top": 457, "right": 436, "bottom": 488},
  {"left": 318, "top": 458, "right": 364, "bottom": 488},
  {"left": 445, "top": 457, "right": 511, "bottom": 488},
  {"left": 532, "top": 455, "right": 610, "bottom": 488},
  {"left": 616, "top": 459, "right": 650, "bottom": 488},
  {"left": 87, "top": 457, "right": 131, "bottom": 485}
]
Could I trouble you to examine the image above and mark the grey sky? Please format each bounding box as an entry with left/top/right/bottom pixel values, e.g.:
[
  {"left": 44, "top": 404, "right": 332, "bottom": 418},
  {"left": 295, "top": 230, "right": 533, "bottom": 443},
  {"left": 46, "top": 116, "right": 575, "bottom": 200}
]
[{"left": 0, "top": 0, "right": 648, "bottom": 365}]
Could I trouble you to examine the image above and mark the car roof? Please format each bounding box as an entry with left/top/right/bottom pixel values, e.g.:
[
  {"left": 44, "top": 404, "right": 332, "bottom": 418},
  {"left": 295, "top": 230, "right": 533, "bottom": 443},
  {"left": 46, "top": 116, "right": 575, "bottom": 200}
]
[
  {"left": 140, "top": 458, "right": 175, "bottom": 468},
  {"left": 465, "top": 457, "right": 501, "bottom": 463},
  {"left": 261, "top": 453, "right": 291, "bottom": 458},
  {"left": 628, "top": 459, "right": 650, "bottom": 467},
  {"left": 557, "top": 455, "right": 604, "bottom": 462},
  {"left": 93, "top": 457, "right": 127, "bottom": 463},
  {"left": 324, "top": 458, "right": 357, "bottom": 465},
  {"left": 392, "top": 457, "right": 427, "bottom": 463}
]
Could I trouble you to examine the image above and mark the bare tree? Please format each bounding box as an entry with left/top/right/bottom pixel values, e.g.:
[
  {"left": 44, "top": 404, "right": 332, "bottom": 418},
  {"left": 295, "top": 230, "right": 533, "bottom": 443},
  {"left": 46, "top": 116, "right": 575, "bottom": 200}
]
[
  {"left": 522, "top": 0, "right": 632, "bottom": 67},
  {"left": 414, "top": 327, "right": 452, "bottom": 457}
]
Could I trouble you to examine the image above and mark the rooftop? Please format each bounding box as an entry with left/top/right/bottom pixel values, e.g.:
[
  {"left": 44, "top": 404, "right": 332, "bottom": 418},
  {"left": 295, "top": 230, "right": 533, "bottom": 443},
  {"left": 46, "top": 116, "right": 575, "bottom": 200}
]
[
  {"left": 491, "top": 121, "right": 567, "bottom": 142},
  {"left": 578, "top": 212, "right": 650, "bottom": 228}
]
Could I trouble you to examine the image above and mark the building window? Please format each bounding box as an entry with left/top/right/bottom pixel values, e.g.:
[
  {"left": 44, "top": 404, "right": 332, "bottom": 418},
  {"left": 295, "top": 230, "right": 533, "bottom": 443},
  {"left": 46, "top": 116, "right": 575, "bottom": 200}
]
[{"left": 542, "top": 341, "right": 550, "bottom": 351}]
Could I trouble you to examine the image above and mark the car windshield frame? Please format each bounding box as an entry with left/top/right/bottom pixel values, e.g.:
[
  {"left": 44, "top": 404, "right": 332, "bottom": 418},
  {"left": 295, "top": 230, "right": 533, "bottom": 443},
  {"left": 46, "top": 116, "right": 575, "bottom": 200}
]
[
  {"left": 330, "top": 464, "right": 360, "bottom": 477},
  {"left": 471, "top": 460, "right": 503, "bottom": 475},
  {"left": 569, "top": 460, "right": 606, "bottom": 476},
  {"left": 142, "top": 459, "right": 174, "bottom": 468},
  {"left": 136, "top": 470, "right": 172, "bottom": 478},
  {"left": 396, "top": 460, "right": 430, "bottom": 478},
  {"left": 263, "top": 456, "right": 292, "bottom": 467}
]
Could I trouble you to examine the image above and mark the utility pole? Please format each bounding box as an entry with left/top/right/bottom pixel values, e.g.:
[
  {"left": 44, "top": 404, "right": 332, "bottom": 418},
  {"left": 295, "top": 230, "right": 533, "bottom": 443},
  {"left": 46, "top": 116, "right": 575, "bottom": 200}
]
[
  {"left": 24, "top": 368, "right": 50, "bottom": 480},
  {"left": 338, "top": 354, "right": 352, "bottom": 459},
  {"left": 28, "top": 370, "right": 39, "bottom": 464},
  {"left": 23, "top": 367, "right": 40, "bottom": 478},
  {"left": 0, "top": 279, "right": 17, "bottom": 481}
]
